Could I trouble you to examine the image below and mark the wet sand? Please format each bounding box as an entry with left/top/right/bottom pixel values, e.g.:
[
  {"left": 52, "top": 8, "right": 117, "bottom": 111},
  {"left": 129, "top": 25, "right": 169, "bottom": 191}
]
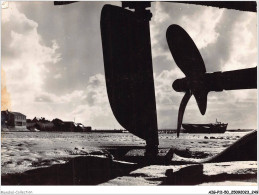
[{"left": 1, "top": 130, "right": 257, "bottom": 185}]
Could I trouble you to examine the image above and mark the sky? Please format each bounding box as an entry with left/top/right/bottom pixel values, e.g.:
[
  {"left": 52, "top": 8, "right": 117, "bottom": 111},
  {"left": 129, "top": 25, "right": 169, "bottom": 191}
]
[{"left": 1, "top": 1, "right": 257, "bottom": 129}]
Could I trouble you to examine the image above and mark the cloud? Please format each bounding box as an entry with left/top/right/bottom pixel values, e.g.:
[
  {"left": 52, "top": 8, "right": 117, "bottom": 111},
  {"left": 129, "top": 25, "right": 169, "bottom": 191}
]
[
  {"left": 2, "top": 4, "right": 61, "bottom": 114},
  {"left": 2, "top": 2, "right": 257, "bottom": 130},
  {"left": 14, "top": 1, "right": 121, "bottom": 96},
  {"left": 34, "top": 94, "right": 54, "bottom": 103},
  {"left": 55, "top": 74, "right": 119, "bottom": 129},
  {"left": 53, "top": 73, "right": 62, "bottom": 79},
  {"left": 26, "top": 73, "right": 119, "bottom": 129},
  {"left": 72, "top": 74, "right": 120, "bottom": 129},
  {"left": 153, "top": 69, "right": 185, "bottom": 128},
  {"left": 150, "top": 2, "right": 224, "bottom": 61},
  {"left": 221, "top": 12, "right": 257, "bottom": 71}
]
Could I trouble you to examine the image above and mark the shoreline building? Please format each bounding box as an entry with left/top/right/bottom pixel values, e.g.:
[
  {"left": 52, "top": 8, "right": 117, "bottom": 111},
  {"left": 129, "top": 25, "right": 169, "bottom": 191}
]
[{"left": 1, "top": 110, "right": 27, "bottom": 129}]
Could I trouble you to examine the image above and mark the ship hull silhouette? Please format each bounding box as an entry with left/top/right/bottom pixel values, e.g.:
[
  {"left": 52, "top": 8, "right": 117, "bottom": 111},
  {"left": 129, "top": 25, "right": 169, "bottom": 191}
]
[{"left": 182, "top": 121, "right": 228, "bottom": 134}]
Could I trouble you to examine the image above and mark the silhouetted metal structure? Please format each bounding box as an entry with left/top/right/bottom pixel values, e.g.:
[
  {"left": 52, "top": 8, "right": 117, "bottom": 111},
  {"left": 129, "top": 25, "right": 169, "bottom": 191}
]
[
  {"left": 100, "top": 3, "right": 159, "bottom": 156},
  {"left": 54, "top": 1, "right": 257, "bottom": 157},
  {"left": 167, "top": 24, "right": 257, "bottom": 137},
  {"left": 54, "top": 1, "right": 257, "bottom": 12}
]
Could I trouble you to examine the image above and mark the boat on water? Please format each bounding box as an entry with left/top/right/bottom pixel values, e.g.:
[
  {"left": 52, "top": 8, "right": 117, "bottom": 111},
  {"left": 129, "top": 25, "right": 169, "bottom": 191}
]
[{"left": 182, "top": 119, "right": 228, "bottom": 133}]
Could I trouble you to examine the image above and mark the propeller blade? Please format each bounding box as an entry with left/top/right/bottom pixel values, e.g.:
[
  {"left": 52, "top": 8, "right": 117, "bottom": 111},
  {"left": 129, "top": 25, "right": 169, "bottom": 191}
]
[
  {"left": 167, "top": 24, "right": 209, "bottom": 116},
  {"left": 190, "top": 77, "right": 208, "bottom": 115},
  {"left": 166, "top": 24, "right": 206, "bottom": 77},
  {"left": 193, "top": 90, "right": 208, "bottom": 115},
  {"left": 177, "top": 90, "right": 192, "bottom": 137}
]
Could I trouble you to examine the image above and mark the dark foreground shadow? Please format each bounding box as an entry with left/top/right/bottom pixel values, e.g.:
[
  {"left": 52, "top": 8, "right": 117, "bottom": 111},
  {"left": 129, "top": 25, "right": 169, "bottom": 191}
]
[
  {"left": 161, "top": 164, "right": 257, "bottom": 185},
  {"left": 1, "top": 146, "right": 166, "bottom": 185},
  {"left": 205, "top": 130, "right": 257, "bottom": 163},
  {"left": 101, "top": 145, "right": 170, "bottom": 165},
  {"left": 2, "top": 156, "right": 139, "bottom": 185},
  {"left": 100, "top": 145, "right": 145, "bottom": 159}
]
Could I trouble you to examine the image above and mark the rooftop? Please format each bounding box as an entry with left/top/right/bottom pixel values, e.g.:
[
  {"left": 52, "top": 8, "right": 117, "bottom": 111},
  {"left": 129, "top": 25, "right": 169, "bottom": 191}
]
[{"left": 1, "top": 110, "right": 26, "bottom": 117}]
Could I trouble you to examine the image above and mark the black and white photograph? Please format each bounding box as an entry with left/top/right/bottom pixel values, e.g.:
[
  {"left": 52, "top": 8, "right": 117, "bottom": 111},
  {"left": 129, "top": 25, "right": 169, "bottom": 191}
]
[{"left": 1, "top": 0, "right": 258, "bottom": 192}]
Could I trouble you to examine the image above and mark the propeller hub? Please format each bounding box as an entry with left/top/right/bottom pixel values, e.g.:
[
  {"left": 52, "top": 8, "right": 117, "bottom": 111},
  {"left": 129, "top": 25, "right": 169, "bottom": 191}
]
[
  {"left": 173, "top": 76, "right": 207, "bottom": 92},
  {"left": 172, "top": 78, "right": 188, "bottom": 92}
]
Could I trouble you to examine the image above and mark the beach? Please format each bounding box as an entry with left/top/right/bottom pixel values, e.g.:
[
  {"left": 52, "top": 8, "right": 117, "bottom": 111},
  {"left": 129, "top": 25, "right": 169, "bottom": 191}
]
[{"left": 1, "top": 130, "right": 257, "bottom": 185}]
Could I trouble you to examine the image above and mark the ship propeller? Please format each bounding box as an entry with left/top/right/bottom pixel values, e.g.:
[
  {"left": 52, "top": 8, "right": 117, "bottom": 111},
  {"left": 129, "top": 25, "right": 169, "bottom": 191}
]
[
  {"left": 166, "top": 24, "right": 209, "bottom": 137},
  {"left": 167, "top": 24, "right": 257, "bottom": 137}
]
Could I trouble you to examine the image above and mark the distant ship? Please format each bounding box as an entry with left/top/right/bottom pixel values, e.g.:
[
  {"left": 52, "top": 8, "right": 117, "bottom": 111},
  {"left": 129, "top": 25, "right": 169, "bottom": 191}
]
[{"left": 182, "top": 119, "right": 228, "bottom": 133}]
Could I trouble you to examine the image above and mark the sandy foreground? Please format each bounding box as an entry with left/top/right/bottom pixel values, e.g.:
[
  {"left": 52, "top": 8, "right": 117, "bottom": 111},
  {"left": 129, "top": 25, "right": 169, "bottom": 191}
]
[{"left": 1, "top": 131, "right": 257, "bottom": 185}]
